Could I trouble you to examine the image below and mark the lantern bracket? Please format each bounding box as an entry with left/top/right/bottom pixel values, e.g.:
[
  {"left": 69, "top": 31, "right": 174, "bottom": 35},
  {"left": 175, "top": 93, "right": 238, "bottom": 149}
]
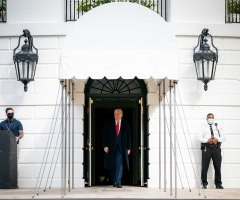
[
  {"left": 13, "top": 29, "right": 38, "bottom": 59},
  {"left": 193, "top": 28, "right": 218, "bottom": 60}
]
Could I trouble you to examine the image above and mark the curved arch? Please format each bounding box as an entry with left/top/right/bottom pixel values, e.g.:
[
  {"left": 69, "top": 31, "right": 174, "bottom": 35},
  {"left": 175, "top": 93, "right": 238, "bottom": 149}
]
[{"left": 84, "top": 77, "right": 147, "bottom": 96}]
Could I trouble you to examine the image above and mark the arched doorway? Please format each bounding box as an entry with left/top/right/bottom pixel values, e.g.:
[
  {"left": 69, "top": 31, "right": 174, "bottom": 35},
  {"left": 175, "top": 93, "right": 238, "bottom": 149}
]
[{"left": 83, "top": 77, "right": 149, "bottom": 187}]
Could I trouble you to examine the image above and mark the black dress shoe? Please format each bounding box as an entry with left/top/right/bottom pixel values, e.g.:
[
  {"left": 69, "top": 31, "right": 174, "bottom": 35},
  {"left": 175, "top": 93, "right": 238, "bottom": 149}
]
[
  {"left": 202, "top": 185, "right": 207, "bottom": 189},
  {"left": 216, "top": 185, "right": 224, "bottom": 189},
  {"left": 113, "top": 183, "right": 117, "bottom": 187},
  {"left": 116, "top": 184, "right": 122, "bottom": 188}
]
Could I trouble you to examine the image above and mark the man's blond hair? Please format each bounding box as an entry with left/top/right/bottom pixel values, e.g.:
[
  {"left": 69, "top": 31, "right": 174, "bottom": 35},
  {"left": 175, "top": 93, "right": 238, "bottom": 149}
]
[{"left": 114, "top": 108, "right": 123, "bottom": 115}]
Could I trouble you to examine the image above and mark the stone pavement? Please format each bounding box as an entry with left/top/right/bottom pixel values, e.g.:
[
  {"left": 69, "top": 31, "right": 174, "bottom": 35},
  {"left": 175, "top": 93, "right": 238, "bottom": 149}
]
[{"left": 0, "top": 186, "right": 240, "bottom": 199}]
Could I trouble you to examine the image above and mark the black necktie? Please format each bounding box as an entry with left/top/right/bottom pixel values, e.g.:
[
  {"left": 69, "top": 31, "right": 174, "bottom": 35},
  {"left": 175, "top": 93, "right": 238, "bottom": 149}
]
[{"left": 210, "top": 125, "right": 214, "bottom": 137}]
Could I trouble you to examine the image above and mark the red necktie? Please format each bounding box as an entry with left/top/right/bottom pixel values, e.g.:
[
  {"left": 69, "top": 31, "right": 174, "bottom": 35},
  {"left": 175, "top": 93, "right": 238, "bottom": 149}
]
[{"left": 116, "top": 121, "right": 119, "bottom": 136}]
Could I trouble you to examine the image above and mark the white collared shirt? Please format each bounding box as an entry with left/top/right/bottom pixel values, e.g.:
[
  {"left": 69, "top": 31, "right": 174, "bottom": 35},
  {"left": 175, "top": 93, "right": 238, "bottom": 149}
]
[
  {"left": 198, "top": 122, "right": 226, "bottom": 143},
  {"left": 115, "top": 119, "right": 121, "bottom": 132}
]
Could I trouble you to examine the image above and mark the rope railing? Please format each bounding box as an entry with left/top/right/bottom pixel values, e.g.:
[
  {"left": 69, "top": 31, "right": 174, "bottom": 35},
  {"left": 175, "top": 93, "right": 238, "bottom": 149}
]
[
  {"left": 165, "top": 94, "right": 192, "bottom": 193},
  {"left": 166, "top": 92, "right": 207, "bottom": 198},
  {"left": 32, "top": 80, "right": 75, "bottom": 198},
  {"left": 158, "top": 79, "right": 207, "bottom": 199},
  {"left": 32, "top": 85, "right": 61, "bottom": 198}
]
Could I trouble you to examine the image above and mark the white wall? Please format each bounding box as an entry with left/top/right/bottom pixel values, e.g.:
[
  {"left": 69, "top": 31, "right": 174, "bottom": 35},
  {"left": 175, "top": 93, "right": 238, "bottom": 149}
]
[
  {"left": 0, "top": 34, "right": 85, "bottom": 188},
  {"left": 7, "top": 0, "right": 65, "bottom": 23},
  {"left": 147, "top": 35, "right": 240, "bottom": 188},
  {"left": 5, "top": 0, "right": 226, "bottom": 24},
  {"left": 169, "top": 0, "right": 225, "bottom": 24},
  {"left": 0, "top": 0, "right": 240, "bottom": 189}
]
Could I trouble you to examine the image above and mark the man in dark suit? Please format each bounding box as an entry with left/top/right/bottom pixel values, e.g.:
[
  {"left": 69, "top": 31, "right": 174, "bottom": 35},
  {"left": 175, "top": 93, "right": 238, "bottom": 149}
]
[{"left": 102, "top": 108, "right": 131, "bottom": 188}]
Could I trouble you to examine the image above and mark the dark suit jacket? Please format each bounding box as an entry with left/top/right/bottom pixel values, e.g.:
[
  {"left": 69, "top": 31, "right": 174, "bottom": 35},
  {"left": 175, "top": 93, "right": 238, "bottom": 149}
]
[{"left": 102, "top": 118, "right": 131, "bottom": 171}]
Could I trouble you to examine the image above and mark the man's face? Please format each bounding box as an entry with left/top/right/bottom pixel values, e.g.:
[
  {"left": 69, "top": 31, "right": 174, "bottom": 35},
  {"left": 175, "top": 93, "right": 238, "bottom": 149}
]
[
  {"left": 206, "top": 114, "right": 214, "bottom": 121},
  {"left": 6, "top": 109, "right": 14, "bottom": 120},
  {"left": 114, "top": 110, "right": 123, "bottom": 121},
  {"left": 6, "top": 109, "right": 14, "bottom": 116}
]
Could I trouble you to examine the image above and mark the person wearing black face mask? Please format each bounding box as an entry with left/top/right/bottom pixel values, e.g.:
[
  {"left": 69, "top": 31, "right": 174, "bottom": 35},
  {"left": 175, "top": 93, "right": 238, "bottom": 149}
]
[
  {"left": 0, "top": 107, "right": 24, "bottom": 188},
  {"left": 7, "top": 113, "right": 14, "bottom": 120},
  {"left": 0, "top": 107, "right": 24, "bottom": 153}
]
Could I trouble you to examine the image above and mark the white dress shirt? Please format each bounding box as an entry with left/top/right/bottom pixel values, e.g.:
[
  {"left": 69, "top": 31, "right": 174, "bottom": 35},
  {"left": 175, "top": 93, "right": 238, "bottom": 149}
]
[
  {"left": 198, "top": 122, "right": 226, "bottom": 143},
  {"left": 115, "top": 119, "right": 121, "bottom": 132}
]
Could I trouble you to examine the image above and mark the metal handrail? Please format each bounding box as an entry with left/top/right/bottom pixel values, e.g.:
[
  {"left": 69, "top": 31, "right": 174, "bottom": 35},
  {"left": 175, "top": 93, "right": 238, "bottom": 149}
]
[
  {"left": 0, "top": 0, "right": 6, "bottom": 23},
  {"left": 65, "top": 0, "right": 167, "bottom": 21},
  {"left": 226, "top": 0, "right": 240, "bottom": 23}
]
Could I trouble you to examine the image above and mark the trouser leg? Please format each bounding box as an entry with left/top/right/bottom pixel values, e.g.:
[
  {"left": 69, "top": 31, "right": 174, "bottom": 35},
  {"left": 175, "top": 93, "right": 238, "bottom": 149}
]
[
  {"left": 110, "top": 169, "right": 115, "bottom": 184},
  {"left": 17, "top": 144, "right": 20, "bottom": 161},
  {"left": 201, "top": 148, "right": 212, "bottom": 186},
  {"left": 17, "top": 144, "right": 19, "bottom": 188},
  {"left": 115, "top": 147, "right": 123, "bottom": 185},
  {"left": 212, "top": 148, "right": 222, "bottom": 186}
]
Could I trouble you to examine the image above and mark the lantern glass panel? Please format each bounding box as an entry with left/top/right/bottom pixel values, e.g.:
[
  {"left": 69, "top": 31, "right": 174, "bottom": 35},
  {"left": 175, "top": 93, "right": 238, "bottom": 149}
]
[
  {"left": 196, "top": 60, "right": 203, "bottom": 78},
  {"left": 14, "top": 62, "right": 20, "bottom": 80},
  {"left": 203, "top": 59, "right": 212, "bottom": 79},
  {"left": 19, "top": 60, "right": 36, "bottom": 80},
  {"left": 18, "top": 61, "right": 28, "bottom": 79},
  {"left": 28, "top": 60, "right": 35, "bottom": 80}
]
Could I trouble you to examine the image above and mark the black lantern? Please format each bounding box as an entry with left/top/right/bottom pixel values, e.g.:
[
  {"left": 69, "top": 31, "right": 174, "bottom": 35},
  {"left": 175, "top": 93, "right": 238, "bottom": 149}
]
[
  {"left": 193, "top": 28, "right": 218, "bottom": 91},
  {"left": 13, "top": 29, "right": 38, "bottom": 92}
]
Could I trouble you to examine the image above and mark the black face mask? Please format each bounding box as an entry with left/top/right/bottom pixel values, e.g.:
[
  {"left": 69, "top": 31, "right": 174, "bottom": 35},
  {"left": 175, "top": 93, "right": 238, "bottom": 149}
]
[{"left": 7, "top": 113, "right": 14, "bottom": 120}]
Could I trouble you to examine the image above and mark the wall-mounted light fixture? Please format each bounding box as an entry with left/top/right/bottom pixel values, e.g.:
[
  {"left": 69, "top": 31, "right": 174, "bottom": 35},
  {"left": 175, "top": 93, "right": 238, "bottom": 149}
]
[
  {"left": 13, "top": 29, "right": 38, "bottom": 92},
  {"left": 193, "top": 28, "right": 218, "bottom": 91}
]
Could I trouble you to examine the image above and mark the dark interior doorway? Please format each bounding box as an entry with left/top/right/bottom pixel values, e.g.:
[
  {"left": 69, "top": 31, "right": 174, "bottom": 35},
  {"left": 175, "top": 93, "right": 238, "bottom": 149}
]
[
  {"left": 83, "top": 77, "right": 149, "bottom": 187},
  {"left": 91, "top": 99, "right": 140, "bottom": 186}
]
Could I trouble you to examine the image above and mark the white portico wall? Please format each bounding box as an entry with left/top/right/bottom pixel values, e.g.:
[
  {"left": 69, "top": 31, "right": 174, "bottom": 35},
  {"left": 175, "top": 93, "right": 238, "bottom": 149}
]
[
  {"left": 6, "top": 0, "right": 225, "bottom": 24},
  {"left": 7, "top": 0, "right": 65, "bottom": 23},
  {"left": 168, "top": 0, "right": 225, "bottom": 24},
  {"left": 0, "top": 0, "right": 240, "bottom": 188},
  {"left": 0, "top": 34, "right": 84, "bottom": 188},
  {"left": 147, "top": 34, "right": 240, "bottom": 188}
]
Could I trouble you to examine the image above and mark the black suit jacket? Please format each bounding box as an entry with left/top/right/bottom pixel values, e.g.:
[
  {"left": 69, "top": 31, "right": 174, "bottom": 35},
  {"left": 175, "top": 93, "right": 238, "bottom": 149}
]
[{"left": 102, "top": 118, "right": 131, "bottom": 170}]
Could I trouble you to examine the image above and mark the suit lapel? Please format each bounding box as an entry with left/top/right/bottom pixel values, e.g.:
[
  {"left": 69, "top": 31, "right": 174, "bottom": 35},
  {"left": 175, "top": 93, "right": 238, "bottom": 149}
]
[
  {"left": 113, "top": 119, "right": 117, "bottom": 137},
  {"left": 119, "top": 119, "right": 124, "bottom": 136}
]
